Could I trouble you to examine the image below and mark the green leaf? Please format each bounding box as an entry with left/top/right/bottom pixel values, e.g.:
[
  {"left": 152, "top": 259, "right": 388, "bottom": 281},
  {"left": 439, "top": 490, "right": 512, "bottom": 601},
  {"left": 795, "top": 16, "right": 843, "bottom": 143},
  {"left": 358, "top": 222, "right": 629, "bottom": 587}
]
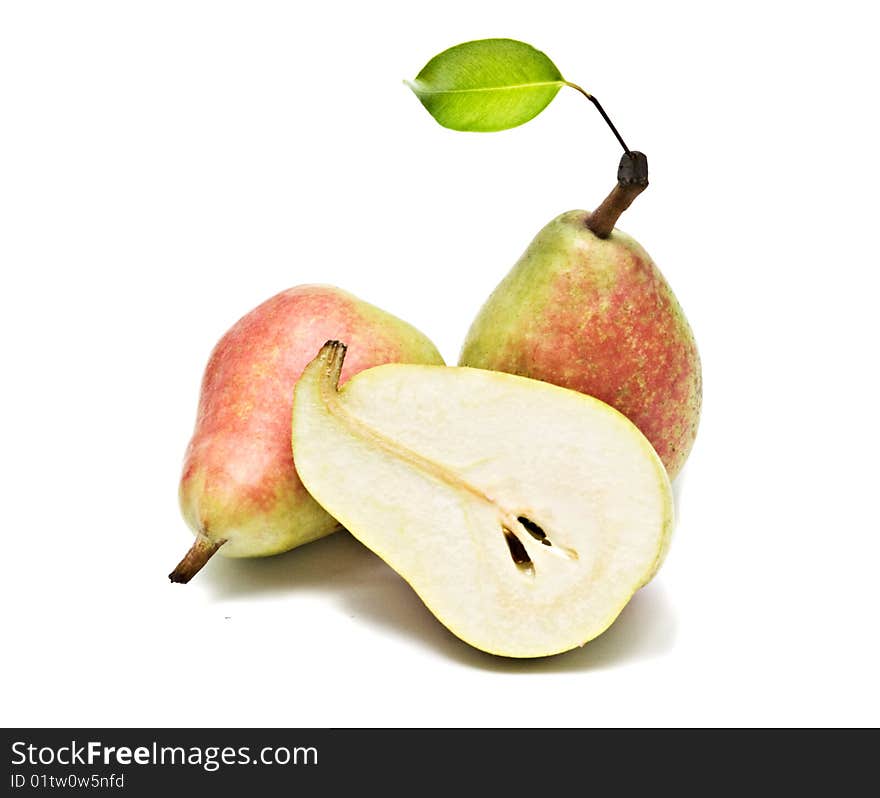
[{"left": 406, "top": 38, "right": 565, "bottom": 132}]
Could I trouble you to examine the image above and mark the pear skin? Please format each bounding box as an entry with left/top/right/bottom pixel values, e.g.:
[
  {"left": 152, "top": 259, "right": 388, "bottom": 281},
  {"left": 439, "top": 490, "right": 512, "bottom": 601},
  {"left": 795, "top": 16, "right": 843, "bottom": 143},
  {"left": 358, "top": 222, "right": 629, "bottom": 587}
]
[
  {"left": 171, "top": 285, "right": 444, "bottom": 582},
  {"left": 460, "top": 211, "right": 700, "bottom": 478}
]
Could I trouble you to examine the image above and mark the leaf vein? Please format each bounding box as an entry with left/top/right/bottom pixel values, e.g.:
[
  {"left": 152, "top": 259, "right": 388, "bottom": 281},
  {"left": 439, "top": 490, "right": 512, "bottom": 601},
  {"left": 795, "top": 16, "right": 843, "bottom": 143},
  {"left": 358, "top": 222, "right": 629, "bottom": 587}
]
[{"left": 409, "top": 81, "right": 564, "bottom": 95}]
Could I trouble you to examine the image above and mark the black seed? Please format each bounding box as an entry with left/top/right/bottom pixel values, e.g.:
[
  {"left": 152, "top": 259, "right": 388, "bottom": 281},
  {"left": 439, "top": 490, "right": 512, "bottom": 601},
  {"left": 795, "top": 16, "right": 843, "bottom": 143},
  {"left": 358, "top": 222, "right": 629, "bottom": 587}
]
[
  {"left": 503, "top": 527, "right": 533, "bottom": 573},
  {"left": 518, "top": 516, "right": 547, "bottom": 541}
]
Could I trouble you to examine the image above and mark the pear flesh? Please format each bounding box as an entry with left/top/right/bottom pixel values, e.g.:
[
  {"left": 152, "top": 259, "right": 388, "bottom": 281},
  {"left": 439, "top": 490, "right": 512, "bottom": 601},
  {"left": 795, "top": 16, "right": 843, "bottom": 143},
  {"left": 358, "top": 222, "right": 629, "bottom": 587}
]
[{"left": 292, "top": 342, "right": 674, "bottom": 658}]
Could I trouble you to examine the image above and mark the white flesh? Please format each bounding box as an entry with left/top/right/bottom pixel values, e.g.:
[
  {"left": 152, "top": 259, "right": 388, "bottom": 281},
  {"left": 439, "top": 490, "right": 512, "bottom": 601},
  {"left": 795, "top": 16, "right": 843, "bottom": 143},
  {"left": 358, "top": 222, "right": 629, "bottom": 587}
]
[{"left": 293, "top": 343, "right": 674, "bottom": 658}]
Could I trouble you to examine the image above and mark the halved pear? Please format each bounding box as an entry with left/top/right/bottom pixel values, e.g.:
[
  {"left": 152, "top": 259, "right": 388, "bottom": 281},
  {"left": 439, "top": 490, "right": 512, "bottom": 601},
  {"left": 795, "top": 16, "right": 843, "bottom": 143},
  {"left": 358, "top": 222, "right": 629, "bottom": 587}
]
[{"left": 292, "top": 342, "right": 674, "bottom": 658}]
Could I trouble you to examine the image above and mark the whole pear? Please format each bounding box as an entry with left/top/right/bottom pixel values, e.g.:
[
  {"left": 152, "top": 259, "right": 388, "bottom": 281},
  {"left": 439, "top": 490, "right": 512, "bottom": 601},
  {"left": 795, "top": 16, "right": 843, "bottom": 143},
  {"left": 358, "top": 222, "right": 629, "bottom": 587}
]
[
  {"left": 170, "top": 285, "right": 444, "bottom": 582},
  {"left": 460, "top": 156, "right": 700, "bottom": 478}
]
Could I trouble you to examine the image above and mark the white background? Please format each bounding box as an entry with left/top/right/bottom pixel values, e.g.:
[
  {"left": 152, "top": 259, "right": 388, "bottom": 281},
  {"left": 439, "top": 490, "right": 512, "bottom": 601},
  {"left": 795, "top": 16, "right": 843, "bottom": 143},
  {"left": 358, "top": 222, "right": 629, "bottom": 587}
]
[{"left": 2, "top": 1, "right": 878, "bottom": 727}]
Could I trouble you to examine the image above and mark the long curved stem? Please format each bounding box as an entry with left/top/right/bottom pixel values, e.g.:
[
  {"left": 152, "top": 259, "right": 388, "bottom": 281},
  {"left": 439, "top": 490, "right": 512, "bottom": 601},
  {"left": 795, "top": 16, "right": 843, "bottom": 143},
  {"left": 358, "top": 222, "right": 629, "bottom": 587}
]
[{"left": 564, "top": 81, "right": 631, "bottom": 154}]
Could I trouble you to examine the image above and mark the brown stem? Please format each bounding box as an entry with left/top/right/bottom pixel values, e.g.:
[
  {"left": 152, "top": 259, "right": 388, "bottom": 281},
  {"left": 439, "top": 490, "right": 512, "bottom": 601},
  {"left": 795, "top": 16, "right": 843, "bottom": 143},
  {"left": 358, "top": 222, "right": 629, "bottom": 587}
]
[
  {"left": 586, "top": 151, "right": 649, "bottom": 239},
  {"left": 587, "top": 182, "right": 646, "bottom": 238},
  {"left": 169, "top": 535, "right": 225, "bottom": 583}
]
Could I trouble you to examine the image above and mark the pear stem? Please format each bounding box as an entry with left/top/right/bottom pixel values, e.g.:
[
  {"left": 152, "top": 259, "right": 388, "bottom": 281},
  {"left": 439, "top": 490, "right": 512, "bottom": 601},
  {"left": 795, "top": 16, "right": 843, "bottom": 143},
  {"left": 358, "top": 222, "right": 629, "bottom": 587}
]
[
  {"left": 564, "top": 82, "right": 631, "bottom": 154},
  {"left": 169, "top": 535, "right": 225, "bottom": 583},
  {"left": 586, "top": 151, "right": 649, "bottom": 238}
]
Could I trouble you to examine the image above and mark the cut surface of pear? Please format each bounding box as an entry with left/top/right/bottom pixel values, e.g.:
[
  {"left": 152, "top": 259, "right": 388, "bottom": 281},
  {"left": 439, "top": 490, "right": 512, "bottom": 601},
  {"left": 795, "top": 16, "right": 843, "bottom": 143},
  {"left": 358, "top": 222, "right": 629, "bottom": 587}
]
[{"left": 292, "top": 342, "right": 674, "bottom": 658}]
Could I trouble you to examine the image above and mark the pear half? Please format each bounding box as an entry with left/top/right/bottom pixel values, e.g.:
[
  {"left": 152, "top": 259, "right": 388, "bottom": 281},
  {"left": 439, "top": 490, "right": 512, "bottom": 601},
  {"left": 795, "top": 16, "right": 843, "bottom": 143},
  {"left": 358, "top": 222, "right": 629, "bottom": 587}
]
[{"left": 292, "top": 342, "right": 674, "bottom": 658}]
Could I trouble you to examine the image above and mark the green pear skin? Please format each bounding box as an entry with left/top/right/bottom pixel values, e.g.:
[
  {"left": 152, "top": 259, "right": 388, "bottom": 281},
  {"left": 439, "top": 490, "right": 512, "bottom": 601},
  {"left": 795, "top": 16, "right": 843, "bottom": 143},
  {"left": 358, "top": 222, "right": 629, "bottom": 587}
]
[
  {"left": 460, "top": 211, "right": 701, "bottom": 478},
  {"left": 171, "top": 285, "right": 444, "bottom": 582}
]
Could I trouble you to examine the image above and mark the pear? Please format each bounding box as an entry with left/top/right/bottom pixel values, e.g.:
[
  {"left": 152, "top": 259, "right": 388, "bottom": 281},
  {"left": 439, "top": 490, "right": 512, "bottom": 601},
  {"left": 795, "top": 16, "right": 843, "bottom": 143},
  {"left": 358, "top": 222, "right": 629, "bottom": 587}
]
[
  {"left": 170, "top": 286, "right": 444, "bottom": 583},
  {"left": 460, "top": 154, "right": 701, "bottom": 479},
  {"left": 292, "top": 341, "right": 673, "bottom": 658}
]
